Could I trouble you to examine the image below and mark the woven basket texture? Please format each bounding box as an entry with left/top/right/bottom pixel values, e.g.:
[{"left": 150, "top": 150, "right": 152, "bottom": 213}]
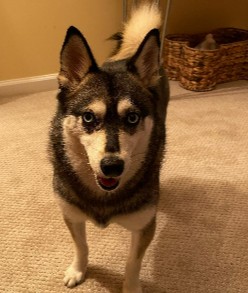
[{"left": 164, "top": 28, "right": 248, "bottom": 91}]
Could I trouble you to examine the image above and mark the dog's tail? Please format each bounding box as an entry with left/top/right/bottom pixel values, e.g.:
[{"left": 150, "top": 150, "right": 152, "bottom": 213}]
[{"left": 109, "top": 2, "right": 161, "bottom": 61}]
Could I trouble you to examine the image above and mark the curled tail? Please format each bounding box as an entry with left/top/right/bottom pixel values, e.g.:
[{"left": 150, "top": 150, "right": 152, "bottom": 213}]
[{"left": 110, "top": 3, "right": 161, "bottom": 61}]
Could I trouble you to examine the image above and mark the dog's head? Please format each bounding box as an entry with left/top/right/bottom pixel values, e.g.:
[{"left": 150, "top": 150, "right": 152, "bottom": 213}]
[{"left": 58, "top": 26, "right": 160, "bottom": 192}]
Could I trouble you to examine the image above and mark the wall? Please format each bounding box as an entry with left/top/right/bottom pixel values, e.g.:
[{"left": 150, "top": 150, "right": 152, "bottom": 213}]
[
  {"left": 0, "top": 0, "right": 122, "bottom": 81},
  {"left": 161, "top": 0, "right": 248, "bottom": 34},
  {"left": 1, "top": 0, "right": 247, "bottom": 81}
]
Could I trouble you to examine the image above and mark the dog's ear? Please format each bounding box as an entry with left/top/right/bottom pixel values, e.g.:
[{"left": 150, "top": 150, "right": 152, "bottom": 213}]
[
  {"left": 127, "top": 29, "right": 160, "bottom": 87},
  {"left": 58, "top": 26, "right": 98, "bottom": 90}
]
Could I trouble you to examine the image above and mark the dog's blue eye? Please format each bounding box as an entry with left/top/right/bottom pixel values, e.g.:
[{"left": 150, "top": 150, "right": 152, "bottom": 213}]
[
  {"left": 126, "top": 113, "right": 140, "bottom": 125},
  {"left": 83, "top": 112, "right": 95, "bottom": 124}
]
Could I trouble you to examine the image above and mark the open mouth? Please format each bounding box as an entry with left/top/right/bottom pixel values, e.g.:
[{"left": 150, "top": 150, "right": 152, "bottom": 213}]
[{"left": 97, "top": 176, "right": 119, "bottom": 191}]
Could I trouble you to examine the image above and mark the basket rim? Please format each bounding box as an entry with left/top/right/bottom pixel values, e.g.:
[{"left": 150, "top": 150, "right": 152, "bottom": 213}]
[
  {"left": 165, "top": 27, "right": 248, "bottom": 38},
  {"left": 165, "top": 27, "right": 248, "bottom": 52},
  {"left": 164, "top": 27, "right": 248, "bottom": 48}
]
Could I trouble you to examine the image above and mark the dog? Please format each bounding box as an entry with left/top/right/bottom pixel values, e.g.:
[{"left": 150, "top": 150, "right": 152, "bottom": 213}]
[{"left": 49, "top": 3, "right": 169, "bottom": 293}]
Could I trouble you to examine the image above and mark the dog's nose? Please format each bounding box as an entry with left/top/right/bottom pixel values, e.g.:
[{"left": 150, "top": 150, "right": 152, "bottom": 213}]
[{"left": 100, "top": 156, "right": 124, "bottom": 177}]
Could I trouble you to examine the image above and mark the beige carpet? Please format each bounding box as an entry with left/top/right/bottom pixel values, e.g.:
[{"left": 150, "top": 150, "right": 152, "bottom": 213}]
[{"left": 0, "top": 80, "right": 248, "bottom": 293}]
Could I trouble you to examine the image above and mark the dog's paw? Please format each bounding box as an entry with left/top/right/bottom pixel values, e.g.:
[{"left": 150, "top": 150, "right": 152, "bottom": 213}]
[{"left": 63, "top": 265, "right": 86, "bottom": 288}]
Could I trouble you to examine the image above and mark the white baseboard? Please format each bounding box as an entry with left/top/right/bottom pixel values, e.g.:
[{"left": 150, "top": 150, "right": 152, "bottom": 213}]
[{"left": 0, "top": 74, "right": 58, "bottom": 97}]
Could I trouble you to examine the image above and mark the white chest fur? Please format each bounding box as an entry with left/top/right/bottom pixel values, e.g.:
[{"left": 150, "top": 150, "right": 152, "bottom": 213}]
[{"left": 56, "top": 195, "right": 156, "bottom": 231}]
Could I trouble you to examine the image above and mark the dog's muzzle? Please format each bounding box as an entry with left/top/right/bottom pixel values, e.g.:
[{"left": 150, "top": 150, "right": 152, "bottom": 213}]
[{"left": 97, "top": 156, "right": 124, "bottom": 191}]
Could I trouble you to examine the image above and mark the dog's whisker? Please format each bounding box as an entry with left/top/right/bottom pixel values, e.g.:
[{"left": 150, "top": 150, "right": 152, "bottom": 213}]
[{"left": 131, "top": 152, "right": 146, "bottom": 158}]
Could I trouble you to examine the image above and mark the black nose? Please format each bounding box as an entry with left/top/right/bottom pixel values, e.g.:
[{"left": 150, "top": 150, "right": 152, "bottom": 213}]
[{"left": 100, "top": 156, "right": 124, "bottom": 177}]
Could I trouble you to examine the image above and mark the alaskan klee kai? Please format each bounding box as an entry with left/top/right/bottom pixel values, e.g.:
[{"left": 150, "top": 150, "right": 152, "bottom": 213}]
[{"left": 49, "top": 3, "right": 169, "bottom": 293}]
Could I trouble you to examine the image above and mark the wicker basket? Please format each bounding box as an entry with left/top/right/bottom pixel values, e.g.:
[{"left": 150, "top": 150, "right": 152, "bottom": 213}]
[{"left": 163, "top": 28, "right": 248, "bottom": 91}]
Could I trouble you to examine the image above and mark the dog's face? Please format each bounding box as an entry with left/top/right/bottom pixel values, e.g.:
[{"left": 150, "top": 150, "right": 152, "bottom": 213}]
[{"left": 58, "top": 27, "right": 160, "bottom": 192}]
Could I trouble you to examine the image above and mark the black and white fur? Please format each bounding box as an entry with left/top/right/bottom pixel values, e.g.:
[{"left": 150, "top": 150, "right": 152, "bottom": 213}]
[{"left": 49, "top": 3, "right": 169, "bottom": 293}]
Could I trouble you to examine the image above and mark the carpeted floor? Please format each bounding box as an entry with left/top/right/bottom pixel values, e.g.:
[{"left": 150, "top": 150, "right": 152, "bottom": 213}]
[{"left": 0, "top": 80, "right": 248, "bottom": 293}]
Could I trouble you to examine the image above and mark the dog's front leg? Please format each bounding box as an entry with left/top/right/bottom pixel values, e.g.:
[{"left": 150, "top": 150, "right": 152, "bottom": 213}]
[
  {"left": 123, "top": 218, "right": 156, "bottom": 293},
  {"left": 63, "top": 218, "right": 88, "bottom": 288}
]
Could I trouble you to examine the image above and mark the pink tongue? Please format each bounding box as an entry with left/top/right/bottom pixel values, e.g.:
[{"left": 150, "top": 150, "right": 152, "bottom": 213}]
[{"left": 99, "top": 177, "right": 118, "bottom": 187}]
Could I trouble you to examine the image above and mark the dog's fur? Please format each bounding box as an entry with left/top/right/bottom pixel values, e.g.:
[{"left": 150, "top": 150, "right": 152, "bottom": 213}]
[{"left": 49, "top": 3, "right": 169, "bottom": 293}]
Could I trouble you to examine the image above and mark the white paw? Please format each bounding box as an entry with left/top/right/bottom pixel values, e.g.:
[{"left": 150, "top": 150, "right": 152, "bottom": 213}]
[{"left": 63, "top": 265, "right": 86, "bottom": 288}]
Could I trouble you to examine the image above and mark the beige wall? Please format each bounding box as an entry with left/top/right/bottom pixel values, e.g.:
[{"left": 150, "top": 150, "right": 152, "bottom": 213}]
[
  {"left": 1, "top": 0, "right": 247, "bottom": 81},
  {"left": 161, "top": 0, "right": 248, "bottom": 34},
  {"left": 0, "top": 0, "right": 122, "bottom": 81}
]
